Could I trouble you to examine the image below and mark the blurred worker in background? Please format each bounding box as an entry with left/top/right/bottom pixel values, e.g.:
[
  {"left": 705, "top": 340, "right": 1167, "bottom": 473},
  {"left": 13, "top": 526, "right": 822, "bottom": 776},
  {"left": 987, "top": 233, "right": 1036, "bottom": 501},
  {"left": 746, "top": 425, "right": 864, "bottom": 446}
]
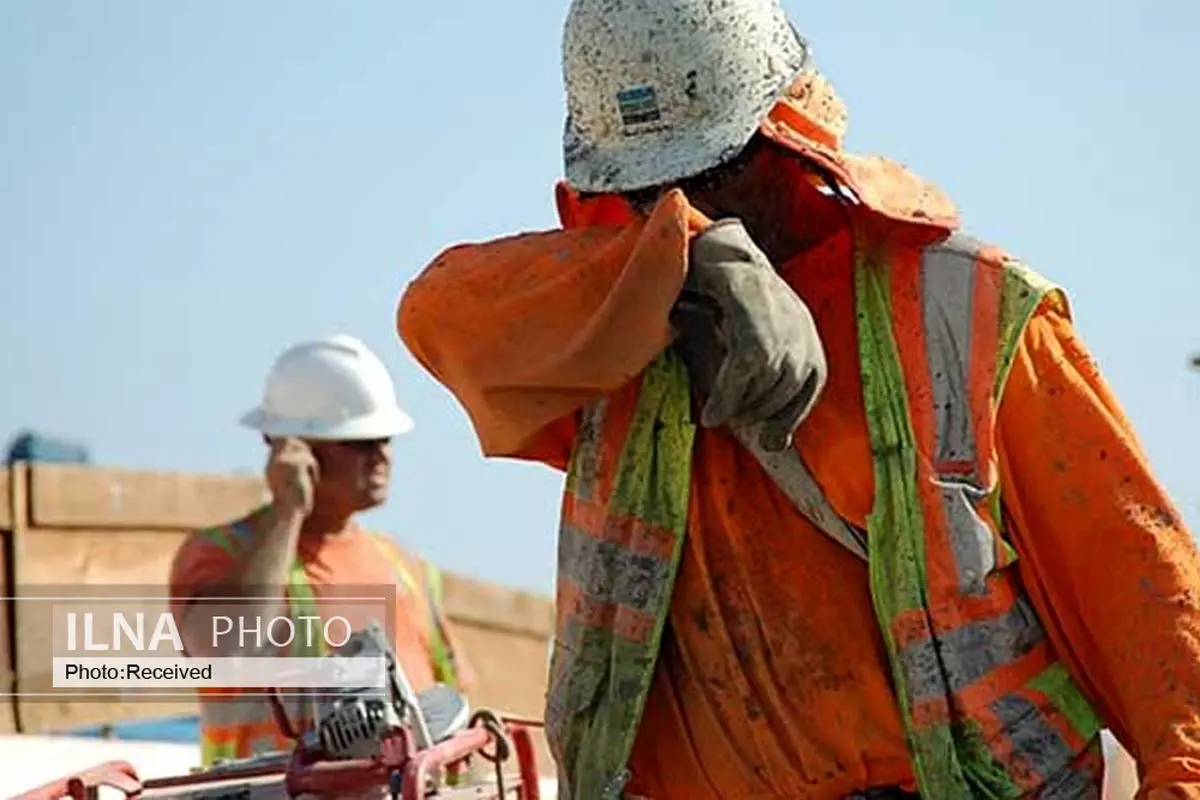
[
  {"left": 169, "top": 333, "right": 473, "bottom": 767},
  {"left": 396, "top": 0, "right": 1200, "bottom": 797}
]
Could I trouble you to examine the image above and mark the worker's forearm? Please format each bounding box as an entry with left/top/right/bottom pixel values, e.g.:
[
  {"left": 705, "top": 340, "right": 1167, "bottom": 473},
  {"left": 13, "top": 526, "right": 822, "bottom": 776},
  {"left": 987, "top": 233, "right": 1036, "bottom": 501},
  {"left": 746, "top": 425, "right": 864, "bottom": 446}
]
[
  {"left": 220, "top": 505, "right": 303, "bottom": 592},
  {"left": 180, "top": 506, "right": 302, "bottom": 657},
  {"left": 396, "top": 190, "right": 706, "bottom": 457}
]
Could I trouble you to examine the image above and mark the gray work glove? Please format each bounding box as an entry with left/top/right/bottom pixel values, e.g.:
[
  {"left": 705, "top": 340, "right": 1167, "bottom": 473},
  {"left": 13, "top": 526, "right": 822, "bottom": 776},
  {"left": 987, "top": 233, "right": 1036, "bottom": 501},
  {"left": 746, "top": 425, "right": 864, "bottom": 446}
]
[{"left": 669, "top": 218, "right": 828, "bottom": 452}]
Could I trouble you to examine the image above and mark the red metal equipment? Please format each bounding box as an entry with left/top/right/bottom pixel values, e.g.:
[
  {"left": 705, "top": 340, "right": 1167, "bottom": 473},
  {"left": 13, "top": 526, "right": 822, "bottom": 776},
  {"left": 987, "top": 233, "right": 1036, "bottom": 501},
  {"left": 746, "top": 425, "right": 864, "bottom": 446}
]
[
  {"left": 11, "top": 712, "right": 544, "bottom": 800},
  {"left": 9, "top": 761, "right": 142, "bottom": 800}
]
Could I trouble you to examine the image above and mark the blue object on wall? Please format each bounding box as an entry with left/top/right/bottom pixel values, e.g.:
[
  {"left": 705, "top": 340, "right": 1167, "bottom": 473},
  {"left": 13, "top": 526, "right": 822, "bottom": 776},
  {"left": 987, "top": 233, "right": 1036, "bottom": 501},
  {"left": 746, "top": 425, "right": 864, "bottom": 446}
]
[
  {"left": 6, "top": 430, "right": 91, "bottom": 464},
  {"left": 65, "top": 714, "right": 200, "bottom": 743}
]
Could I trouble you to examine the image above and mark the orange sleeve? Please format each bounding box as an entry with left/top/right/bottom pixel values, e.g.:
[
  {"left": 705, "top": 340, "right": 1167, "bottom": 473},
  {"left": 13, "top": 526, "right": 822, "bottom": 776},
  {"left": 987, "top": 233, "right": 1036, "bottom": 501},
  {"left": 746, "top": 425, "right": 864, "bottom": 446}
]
[
  {"left": 396, "top": 190, "right": 709, "bottom": 465},
  {"left": 167, "top": 532, "right": 238, "bottom": 657},
  {"left": 168, "top": 532, "right": 237, "bottom": 608},
  {"left": 998, "top": 301, "right": 1200, "bottom": 798}
]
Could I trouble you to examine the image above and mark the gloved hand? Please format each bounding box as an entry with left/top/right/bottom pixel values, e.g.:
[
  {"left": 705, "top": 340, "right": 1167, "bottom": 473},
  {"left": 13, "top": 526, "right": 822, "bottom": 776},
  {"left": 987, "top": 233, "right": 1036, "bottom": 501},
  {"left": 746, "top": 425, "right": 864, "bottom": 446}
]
[{"left": 669, "top": 218, "right": 828, "bottom": 452}]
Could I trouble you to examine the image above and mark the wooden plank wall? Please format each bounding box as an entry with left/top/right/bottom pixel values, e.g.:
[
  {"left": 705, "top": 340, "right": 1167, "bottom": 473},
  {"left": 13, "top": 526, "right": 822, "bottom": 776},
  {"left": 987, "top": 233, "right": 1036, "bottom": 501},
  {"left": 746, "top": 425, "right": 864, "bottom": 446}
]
[
  {"left": 7, "top": 463, "right": 269, "bottom": 734},
  {"left": 0, "top": 467, "right": 15, "bottom": 734},
  {"left": 0, "top": 461, "right": 555, "bottom": 774}
]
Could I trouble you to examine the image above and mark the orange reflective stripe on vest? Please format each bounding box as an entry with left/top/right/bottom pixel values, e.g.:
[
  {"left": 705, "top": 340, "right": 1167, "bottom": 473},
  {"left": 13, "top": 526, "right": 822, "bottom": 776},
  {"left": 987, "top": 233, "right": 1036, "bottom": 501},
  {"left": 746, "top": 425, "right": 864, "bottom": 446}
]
[{"left": 198, "top": 692, "right": 314, "bottom": 765}]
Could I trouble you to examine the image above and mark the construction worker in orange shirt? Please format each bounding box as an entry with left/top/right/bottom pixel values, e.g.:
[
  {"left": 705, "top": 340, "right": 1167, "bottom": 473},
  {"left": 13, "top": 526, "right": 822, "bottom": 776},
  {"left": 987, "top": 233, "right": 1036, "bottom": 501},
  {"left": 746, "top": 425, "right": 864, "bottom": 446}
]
[
  {"left": 169, "top": 334, "right": 474, "bottom": 767},
  {"left": 395, "top": 0, "right": 1200, "bottom": 797}
]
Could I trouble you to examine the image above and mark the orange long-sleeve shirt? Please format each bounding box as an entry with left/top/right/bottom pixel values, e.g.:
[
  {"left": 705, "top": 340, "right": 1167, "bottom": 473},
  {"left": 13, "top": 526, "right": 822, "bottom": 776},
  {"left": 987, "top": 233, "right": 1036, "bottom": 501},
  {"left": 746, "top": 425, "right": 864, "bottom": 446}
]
[{"left": 397, "top": 190, "right": 1200, "bottom": 798}]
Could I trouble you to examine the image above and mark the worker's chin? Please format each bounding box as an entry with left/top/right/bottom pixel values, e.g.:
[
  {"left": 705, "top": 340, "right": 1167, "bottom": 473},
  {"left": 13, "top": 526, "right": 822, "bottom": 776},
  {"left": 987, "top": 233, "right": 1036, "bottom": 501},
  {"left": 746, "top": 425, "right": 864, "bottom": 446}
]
[{"left": 357, "top": 487, "right": 389, "bottom": 509}]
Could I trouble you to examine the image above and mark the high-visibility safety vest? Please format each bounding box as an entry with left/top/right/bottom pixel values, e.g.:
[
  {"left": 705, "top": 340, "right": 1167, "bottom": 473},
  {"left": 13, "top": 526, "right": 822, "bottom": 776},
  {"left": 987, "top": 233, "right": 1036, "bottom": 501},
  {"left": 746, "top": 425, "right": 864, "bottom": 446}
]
[
  {"left": 545, "top": 229, "right": 1105, "bottom": 799},
  {"left": 193, "top": 519, "right": 459, "bottom": 767}
]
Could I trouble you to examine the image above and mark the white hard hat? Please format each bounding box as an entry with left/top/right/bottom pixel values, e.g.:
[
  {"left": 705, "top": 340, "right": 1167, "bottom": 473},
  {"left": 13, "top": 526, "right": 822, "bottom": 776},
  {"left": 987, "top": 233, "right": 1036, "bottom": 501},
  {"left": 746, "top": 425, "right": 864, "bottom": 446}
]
[
  {"left": 562, "top": 0, "right": 813, "bottom": 194},
  {"left": 240, "top": 334, "right": 415, "bottom": 441}
]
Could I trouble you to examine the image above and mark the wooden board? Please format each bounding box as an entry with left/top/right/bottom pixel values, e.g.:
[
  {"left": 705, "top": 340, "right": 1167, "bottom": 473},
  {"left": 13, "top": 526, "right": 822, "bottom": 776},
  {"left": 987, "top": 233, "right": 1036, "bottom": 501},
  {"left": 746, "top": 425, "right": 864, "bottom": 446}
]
[
  {"left": 14, "top": 526, "right": 187, "bottom": 587},
  {"left": 452, "top": 619, "right": 553, "bottom": 776},
  {"left": 10, "top": 463, "right": 258, "bottom": 733},
  {"left": 27, "top": 464, "right": 268, "bottom": 530},
  {"left": 0, "top": 466, "right": 20, "bottom": 733},
  {"left": 12, "top": 525, "right": 193, "bottom": 733},
  {"left": 0, "top": 467, "right": 11, "bottom": 529},
  {"left": 442, "top": 571, "right": 552, "bottom": 639},
  {"left": 0, "top": 523, "right": 14, "bottom": 734}
]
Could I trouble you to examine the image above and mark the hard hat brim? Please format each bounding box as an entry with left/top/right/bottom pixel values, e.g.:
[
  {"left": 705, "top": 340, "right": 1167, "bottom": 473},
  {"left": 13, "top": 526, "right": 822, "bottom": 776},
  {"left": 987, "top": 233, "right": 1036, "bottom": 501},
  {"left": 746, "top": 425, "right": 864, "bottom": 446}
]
[
  {"left": 563, "top": 65, "right": 811, "bottom": 195},
  {"left": 239, "top": 405, "right": 415, "bottom": 441},
  {"left": 563, "top": 112, "right": 761, "bottom": 194}
]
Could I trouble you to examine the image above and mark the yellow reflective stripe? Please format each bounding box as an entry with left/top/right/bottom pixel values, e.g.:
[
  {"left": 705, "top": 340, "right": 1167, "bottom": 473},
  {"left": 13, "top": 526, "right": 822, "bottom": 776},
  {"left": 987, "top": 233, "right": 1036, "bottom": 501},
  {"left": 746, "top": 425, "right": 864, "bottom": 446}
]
[
  {"left": 369, "top": 534, "right": 456, "bottom": 687},
  {"left": 368, "top": 533, "right": 424, "bottom": 600},
  {"left": 424, "top": 562, "right": 457, "bottom": 687},
  {"left": 286, "top": 560, "right": 324, "bottom": 657},
  {"left": 369, "top": 534, "right": 421, "bottom": 597},
  {"left": 425, "top": 560, "right": 443, "bottom": 605},
  {"left": 200, "top": 734, "right": 238, "bottom": 767}
]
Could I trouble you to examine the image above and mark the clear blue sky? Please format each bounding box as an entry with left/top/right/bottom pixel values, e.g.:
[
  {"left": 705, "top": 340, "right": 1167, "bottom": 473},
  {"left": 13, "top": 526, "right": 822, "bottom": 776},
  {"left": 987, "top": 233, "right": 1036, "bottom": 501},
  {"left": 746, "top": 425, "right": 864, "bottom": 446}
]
[{"left": 2, "top": 1, "right": 1197, "bottom": 596}]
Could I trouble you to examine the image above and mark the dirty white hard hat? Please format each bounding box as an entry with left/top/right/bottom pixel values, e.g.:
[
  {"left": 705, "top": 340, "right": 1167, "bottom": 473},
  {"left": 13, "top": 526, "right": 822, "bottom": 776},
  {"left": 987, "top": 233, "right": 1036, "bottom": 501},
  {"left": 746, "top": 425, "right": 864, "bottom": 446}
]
[
  {"left": 240, "top": 334, "right": 415, "bottom": 441},
  {"left": 562, "top": 0, "right": 813, "bottom": 194}
]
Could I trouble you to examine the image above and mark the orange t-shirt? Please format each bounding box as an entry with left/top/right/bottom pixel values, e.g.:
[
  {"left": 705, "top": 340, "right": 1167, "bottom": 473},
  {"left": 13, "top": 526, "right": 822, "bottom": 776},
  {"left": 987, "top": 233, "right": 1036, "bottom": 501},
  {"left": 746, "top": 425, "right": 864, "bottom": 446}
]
[
  {"left": 621, "top": 227, "right": 912, "bottom": 797},
  {"left": 398, "top": 191, "right": 1200, "bottom": 798},
  {"left": 169, "top": 512, "right": 440, "bottom": 693}
]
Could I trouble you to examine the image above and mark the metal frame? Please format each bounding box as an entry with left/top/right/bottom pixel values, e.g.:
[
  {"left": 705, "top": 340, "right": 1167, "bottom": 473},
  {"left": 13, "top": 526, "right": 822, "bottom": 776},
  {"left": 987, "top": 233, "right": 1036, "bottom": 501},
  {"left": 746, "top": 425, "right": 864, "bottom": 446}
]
[{"left": 11, "top": 716, "right": 542, "bottom": 800}]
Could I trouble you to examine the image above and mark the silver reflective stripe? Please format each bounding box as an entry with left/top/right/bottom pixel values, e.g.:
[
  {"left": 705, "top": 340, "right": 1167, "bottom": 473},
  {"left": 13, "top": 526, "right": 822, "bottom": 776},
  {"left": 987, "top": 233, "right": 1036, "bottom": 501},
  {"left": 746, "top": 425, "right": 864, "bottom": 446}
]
[
  {"left": 897, "top": 596, "right": 1045, "bottom": 701},
  {"left": 1039, "top": 739, "right": 1103, "bottom": 800},
  {"left": 558, "top": 524, "right": 672, "bottom": 614},
  {"left": 571, "top": 400, "right": 608, "bottom": 502},
  {"left": 922, "top": 238, "right": 979, "bottom": 470},
  {"left": 932, "top": 477, "right": 996, "bottom": 595},
  {"left": 1040, "top": 767, "right": 1100, "bottom": 800},
  {"left": 991, "top": 693, "right": 1077, "bottom": 791},
  {"left": 733, "top": 421, "right": 868, "bottom": 561},
  {"left": 921, "top": 235, "right": 1001, "bottom": 594}
]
